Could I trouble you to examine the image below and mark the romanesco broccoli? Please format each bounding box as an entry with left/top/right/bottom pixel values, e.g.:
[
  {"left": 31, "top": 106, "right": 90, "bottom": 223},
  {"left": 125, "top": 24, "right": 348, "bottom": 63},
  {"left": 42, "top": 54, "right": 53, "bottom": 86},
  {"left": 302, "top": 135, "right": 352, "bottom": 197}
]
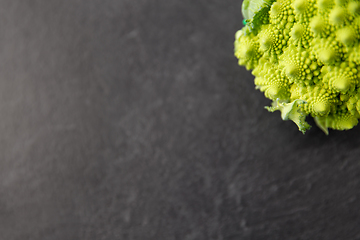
[{"left": 234, "top": 0, "right": 360, "bottom": 134}]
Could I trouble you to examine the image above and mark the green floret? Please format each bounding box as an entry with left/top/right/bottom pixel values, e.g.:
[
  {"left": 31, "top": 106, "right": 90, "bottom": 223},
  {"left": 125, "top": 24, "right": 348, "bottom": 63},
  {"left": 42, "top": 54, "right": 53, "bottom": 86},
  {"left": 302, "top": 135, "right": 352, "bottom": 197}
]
[{"left": 234, "top": 0, "right": 360, "bottom": 134}]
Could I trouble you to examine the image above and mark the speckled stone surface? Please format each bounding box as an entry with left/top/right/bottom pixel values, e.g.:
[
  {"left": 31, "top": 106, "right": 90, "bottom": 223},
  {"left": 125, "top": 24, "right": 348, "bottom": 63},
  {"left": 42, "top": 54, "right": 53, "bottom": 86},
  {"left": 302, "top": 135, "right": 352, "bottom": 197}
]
[{"left": 1, "top": 0, "right": 360, "bottom": 239}]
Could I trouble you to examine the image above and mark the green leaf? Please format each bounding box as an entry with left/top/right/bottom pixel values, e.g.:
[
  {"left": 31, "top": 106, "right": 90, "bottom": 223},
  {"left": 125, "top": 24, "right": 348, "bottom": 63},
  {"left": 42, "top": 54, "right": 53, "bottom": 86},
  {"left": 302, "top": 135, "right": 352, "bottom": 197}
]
[
  {"left": 265, "top": 99, "right": 311, "bottom": 134},
  {"left": 241, "top": 0, "right": 273, "bottom": 20}
]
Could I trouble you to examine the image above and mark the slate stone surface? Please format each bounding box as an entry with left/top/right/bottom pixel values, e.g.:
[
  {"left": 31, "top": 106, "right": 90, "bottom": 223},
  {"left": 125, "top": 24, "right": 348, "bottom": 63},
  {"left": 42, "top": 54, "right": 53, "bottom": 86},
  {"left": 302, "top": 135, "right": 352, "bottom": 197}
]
[{"left": 1, "top": 0, "right": 360, "bottom": 239}]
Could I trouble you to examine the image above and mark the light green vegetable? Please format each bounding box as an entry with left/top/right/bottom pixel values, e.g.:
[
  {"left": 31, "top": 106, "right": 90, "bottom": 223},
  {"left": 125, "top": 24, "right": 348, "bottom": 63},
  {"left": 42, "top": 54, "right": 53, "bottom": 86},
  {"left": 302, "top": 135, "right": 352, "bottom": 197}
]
[{"left": 235, "top": 0, "right": 360, "bottom": 134}]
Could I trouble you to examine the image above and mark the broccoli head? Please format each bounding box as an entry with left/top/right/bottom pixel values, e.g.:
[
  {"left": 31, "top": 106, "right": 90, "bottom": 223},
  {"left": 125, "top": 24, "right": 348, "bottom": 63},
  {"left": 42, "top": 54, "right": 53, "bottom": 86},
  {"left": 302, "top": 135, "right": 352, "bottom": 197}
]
[{"left": 234, "top": 0, "right": 360, "bottom": 134}]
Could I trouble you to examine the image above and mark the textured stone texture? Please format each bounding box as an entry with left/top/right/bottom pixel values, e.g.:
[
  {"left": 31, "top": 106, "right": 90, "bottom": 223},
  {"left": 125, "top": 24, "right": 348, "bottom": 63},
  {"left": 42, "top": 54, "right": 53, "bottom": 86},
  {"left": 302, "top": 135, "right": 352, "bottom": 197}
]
[{"left": 1, "top": 0, "right": 360, "bottom": 239}]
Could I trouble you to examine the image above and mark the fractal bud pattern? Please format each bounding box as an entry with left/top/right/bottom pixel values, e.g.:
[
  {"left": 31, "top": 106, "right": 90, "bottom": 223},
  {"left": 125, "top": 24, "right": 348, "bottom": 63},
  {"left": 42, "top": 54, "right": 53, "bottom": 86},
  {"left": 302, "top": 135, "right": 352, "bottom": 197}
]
[{"left": 234, "top": 0, "right": 360, "bottom": 134}]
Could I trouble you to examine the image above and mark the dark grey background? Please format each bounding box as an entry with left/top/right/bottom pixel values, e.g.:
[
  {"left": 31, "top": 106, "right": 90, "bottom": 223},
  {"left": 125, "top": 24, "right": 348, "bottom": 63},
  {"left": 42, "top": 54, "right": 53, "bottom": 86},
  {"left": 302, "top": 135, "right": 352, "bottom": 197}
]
[{"left": 1, "top": 0, "right": 360, "bottom": 239}]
